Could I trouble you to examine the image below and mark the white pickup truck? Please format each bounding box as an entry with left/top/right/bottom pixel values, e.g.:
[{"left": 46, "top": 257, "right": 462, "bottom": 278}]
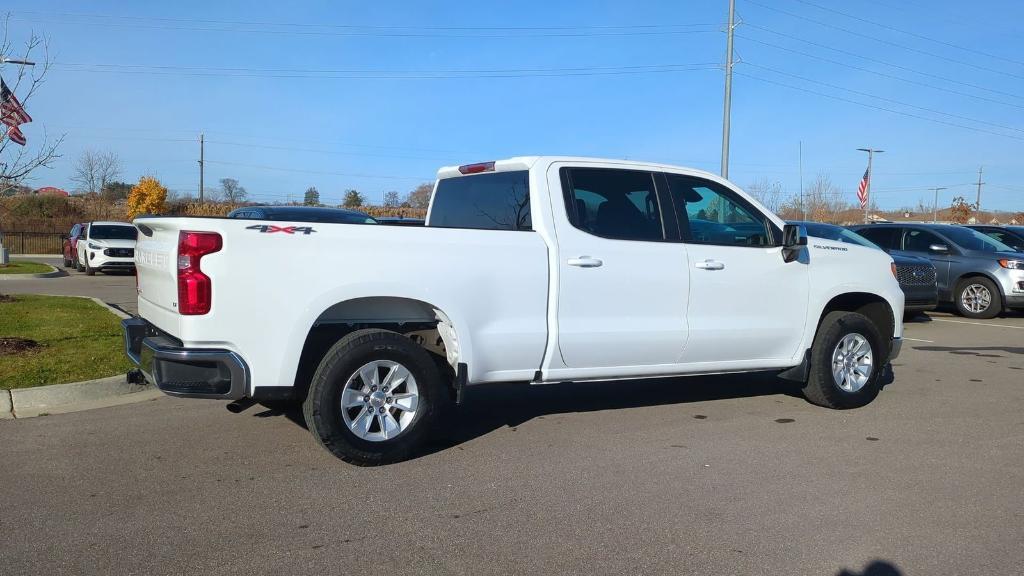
[{"left": 123, "top": 157, "right": 903, "bottom": 464}]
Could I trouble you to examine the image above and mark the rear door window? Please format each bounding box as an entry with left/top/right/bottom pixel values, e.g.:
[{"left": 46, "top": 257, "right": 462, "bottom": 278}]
[
  {"left": 429, "top": 171, "right": 531, "bottom": 231},
  {"left": 856, "top": 227, "right": 897, "bottom": 250},
  {"left": 560, "top": 167, "right": 665, "bottom": 241}
]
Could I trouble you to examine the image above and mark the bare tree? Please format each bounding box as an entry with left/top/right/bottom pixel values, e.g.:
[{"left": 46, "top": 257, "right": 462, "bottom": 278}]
[
  {"left": 219, "top": 178, "right": 247, "bottom": 203},
  {"left": 71, "top": 149, "right": 121, "bottom": 194},
  {"left": 780, "top": 173, "right": 850, "bottom": 223},
  {"left": 0, "top": 15, "right": 64, "bottom": 185},
  {"left": 383, "top": 190, "right": 401, "bottom": 207},
  {"left": 405, "top": 183, "right": 433, "bottom": 209},
  {"left": 745, "top": 177, "right": 787, "bottom": 214}
]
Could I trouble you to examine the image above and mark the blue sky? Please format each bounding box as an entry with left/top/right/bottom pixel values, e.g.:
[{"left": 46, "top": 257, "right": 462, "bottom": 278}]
[{"left": 6, "top": 0, "right": 1024, "bottom": 211}]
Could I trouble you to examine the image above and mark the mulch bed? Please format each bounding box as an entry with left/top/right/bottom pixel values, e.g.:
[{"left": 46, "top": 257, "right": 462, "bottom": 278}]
[{"left": 0, "top": 337, "right": 40, "bottom": 356}]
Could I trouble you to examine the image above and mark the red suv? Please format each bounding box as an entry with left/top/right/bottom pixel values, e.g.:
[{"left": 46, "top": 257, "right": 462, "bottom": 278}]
[{"left": 62, "top": 222, "right": 87, "bottom": 269}]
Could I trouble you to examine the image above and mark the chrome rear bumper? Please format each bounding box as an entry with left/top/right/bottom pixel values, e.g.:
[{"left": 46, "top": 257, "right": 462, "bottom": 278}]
[{"left": 122, "top": 318, "right": 249, "bottom": 400}]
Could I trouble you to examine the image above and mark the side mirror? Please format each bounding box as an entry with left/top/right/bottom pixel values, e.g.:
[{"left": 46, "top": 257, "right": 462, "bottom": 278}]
[
  {"left": 782, "top": 224, "right": 807, "bottom": 262},
  {"left": 929, "top": 243, "right": 949, "bottom": 253}
]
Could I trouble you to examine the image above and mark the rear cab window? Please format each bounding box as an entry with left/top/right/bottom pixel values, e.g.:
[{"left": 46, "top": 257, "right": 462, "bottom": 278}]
[{"left": 428, "top": 171, "right": 531, "bottom": 231}]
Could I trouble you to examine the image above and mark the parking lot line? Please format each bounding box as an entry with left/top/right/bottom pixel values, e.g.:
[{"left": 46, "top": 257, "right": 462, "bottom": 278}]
[
  {"left": 931, "top": 318, "right": 1024, "bottom": 330},
  {"left": 902, "top": 337, "right": 935, "bottom": 343}
]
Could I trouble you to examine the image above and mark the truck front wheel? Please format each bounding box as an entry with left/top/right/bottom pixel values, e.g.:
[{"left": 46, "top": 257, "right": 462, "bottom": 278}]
[
  {"left": 302, "top": 329, "right": 446, "bottom": 465},
  {"left": 802, "top": 311, "right": 885, "bottom": 409}
]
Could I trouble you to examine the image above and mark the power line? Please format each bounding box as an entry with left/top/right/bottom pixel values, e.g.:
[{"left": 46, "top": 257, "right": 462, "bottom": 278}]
[
  {"left": 744, "top": 62, "right": 1024, "bottom": 136},
  {"left": 734, "top": 71, "right": 1024, "bottom": 141},
  {"left": 743, "top": 0, "right": 1024, "bottom": 80},
  {"left": 11, "top": 12, "right": 718, "bottom": 38},
  {"left": 203, "top": 160, "right": 430, "bottom": 181},
  {"left": 51, "top": 62, "right": 721, "bottom": 79},
  {"left": 738, "top": 27, "right": 1024, "bottom": 105},
  {"left": 790, "top": 0, "right": 1024, "bottom": 67}
]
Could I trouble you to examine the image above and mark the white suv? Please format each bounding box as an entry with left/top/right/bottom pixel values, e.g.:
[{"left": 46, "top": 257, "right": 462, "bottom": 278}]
[{"left": 77, "top": 221, "right": 138, "bottom": 275}]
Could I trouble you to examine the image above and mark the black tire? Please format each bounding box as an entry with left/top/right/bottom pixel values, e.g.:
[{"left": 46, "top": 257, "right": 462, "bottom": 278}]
[
  {"left": 85, "top": 258, "right": 96, "bottom": 276},
  {"left": 802, "top": 311, "right": 885, "bottom": 409},
  {"left": 62, "top": 254, "right": 72, "bottom": 268},
  {"left": 76, "top": 255, "right": 85, "bottom": 272},
  {"left": 953, "top": 276, "right": 1001, "bottom": 319},
  {"left": 303, "top": 329, "right": 447, "bottom": 465}
]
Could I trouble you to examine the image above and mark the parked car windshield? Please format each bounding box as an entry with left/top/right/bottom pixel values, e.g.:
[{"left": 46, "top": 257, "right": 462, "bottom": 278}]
[
  {"left": 793, "top": 221, "right": 880, "bottom": 250},
  {"left": 940, "top": 226, "right": 1013, "bottom": 252},
  {"left": 90, "top": 225, "right": 138, "bottom": 240}
]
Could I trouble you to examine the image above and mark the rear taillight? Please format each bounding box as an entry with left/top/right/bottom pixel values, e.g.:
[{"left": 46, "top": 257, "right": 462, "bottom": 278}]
[{"left": 177, "top": 231, "right": 222, "bottom": 315}]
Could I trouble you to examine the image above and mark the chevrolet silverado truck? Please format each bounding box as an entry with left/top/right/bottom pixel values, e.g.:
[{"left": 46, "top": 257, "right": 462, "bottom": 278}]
[{"left": 123, "top": 157, "right": 904, "bottom": 464}]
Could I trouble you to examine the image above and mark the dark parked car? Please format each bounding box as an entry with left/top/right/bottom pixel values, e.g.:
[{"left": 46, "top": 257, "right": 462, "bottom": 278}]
[
  {"left": 61, "top": 222, "right": 88, "bottom": 269},
  {"left": 375, "top": 217, "right": 425, "bottom": 226},
  {"left": 967, "top": 225, "right": 1024, "bottom": 252},
  {"left": 790, "top": 221, "right": 937, "bottom": 315},
  {"left": 227, "top": 206, "right": 377, "bottom": 224},
  {"left": 851, "top": 223, "right": 1024, "bottom": 319}
]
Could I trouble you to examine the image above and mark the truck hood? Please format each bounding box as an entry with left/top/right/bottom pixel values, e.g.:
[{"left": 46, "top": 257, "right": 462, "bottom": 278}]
[{"left": 87, "top": 238, "right": 136, "bottom": 249}]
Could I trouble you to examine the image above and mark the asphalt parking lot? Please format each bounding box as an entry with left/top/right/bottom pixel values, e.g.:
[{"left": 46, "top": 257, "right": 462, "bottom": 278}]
[
  {"left": 2, "top": 256, "right": 138, "bottom": 315},
  {"left": 1, "top": 269, "right": 1023, "bottom": 575}
]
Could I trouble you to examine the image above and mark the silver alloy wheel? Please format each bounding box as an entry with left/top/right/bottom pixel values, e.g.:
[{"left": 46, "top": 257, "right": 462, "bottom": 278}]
[
  {"left": 340, "top": 359, "right": 419, "bottom": 442},
  {"left": 831, "top": 333, "right": 873, "bottom": 393},
  {"left": 961, "top": 283, "right": 992, "bottom": 314}
]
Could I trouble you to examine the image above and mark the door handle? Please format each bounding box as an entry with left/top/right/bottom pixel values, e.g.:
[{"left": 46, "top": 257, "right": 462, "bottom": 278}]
[
  {"left": 694, "top": 259, "right": 725, "bottom": 270},
  {"left": 567, "top": 256, "right": 603, "bottom": 268}
]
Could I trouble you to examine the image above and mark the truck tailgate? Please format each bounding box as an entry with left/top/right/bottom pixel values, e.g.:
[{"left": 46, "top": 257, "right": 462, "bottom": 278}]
[{"left": 135, "top": 219, "right": 183, "bottom": 318}]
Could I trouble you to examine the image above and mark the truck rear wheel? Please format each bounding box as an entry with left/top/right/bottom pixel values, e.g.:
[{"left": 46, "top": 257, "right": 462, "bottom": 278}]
[
  {"left": 302, "top": 328, "right": 446, "bottom": 465},
  {"left": 802, "top": 311, "right": 885, "bottom": 409}
]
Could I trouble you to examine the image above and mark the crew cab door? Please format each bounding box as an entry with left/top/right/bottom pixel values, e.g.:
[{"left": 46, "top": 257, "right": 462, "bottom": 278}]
[
  {"left": 550, "top": 165, "right": 689, "bottom": 369},
  {"left": 664, "top": 173, "right": 809, "bottom": 363}
]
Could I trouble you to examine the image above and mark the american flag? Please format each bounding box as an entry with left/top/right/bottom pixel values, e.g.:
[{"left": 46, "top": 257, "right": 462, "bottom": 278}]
[
  {"left": 1, "top": 77, "right": 32, "bottom": 146},
  {"left": 856, "top": 167, "right": 870, "bottom": 209}
]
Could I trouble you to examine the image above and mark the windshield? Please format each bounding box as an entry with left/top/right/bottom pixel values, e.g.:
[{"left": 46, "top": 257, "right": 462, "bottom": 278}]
[
  {"left": 940, "top": 226, "right": 1013, "bottom": 252},
  {"left": 89, "top": 225, "right": 137, "bottom": 241},
  {"left": 795, "top": 222, "right": 880, "bottom": 249}
]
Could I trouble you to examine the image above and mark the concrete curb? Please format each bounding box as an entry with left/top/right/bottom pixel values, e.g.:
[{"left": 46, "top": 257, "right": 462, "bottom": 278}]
[
  {"left": 0, "top": 390, "right": 12, "bottom": 420},
  {"left": 0, "top": 263, "right": 64, "bottom": 280},
  {"left": 4, "top": 376, "right": 160, "bottom": 419},
  {"left": 0, "top": 294, "right": 151, "bottom": 419}
]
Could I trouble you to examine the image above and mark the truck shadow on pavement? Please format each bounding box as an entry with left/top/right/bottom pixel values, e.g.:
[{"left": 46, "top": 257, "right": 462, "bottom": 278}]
[
  {"left": 837, "top": 560, "right": 902, "bottom": 576},
  {"left": 259, "top": 366, "right": 896, "bottom": 459},
  {"left": 912, "top": 345, "right": 1024, "bottom": 356}
]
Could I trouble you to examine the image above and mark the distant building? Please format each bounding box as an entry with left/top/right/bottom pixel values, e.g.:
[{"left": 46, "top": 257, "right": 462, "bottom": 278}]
[{"left": 34, "top": 187, "right": 70, "bottom": 197}]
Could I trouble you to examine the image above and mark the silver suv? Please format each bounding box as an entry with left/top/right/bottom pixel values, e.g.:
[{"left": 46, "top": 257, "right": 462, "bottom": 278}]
[{"left": 851, "top": 223, "right": 1024, "bottom": 319}]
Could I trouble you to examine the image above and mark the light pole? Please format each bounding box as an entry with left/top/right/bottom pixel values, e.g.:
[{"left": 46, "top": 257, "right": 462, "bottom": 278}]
[
  {"left": 720, "top": 0, "right": 736, "bottom": 179},
  {"left": 1, "top": 58, "right": 36, "bottom": 66},
  {"left": 930, "top": 187, "right": 947, "bottom": 223},
  {"left": 856, "top": 148, "right": 884, "bottom": 224}
]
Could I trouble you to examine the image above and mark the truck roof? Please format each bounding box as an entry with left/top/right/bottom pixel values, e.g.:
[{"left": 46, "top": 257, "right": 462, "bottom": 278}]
[{"left": 436, "top": 156, "right": 724, "bottom": 181}]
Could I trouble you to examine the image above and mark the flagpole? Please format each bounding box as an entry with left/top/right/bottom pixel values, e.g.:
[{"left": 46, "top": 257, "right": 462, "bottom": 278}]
[{"left": 857, "top": 148, "right": 884, "bottom": 224}]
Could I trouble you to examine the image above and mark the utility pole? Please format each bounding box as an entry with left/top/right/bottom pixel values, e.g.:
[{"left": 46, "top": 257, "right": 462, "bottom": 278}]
[
  {"left": 975, "top": 166, "right": 984, "bottom": 211},
  {"left": 856, "top": 148, "right": 884, "bottom": 224},
  {"left": 198, "top": 133, "right": 204, "bottom": 202},
  {"left": 799, "top": 140, "right": 805, "bottom": 220},
  {"left": 720, "top": 0, "right": 736, "bottom": 179},
  {"left": 929, "top": 186, "right": 947, "bottom": 223}
]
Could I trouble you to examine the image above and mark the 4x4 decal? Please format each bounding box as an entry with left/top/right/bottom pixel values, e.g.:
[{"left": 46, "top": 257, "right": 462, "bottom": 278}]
[{"left": 246, "top": 224, "right": 316, "bottom": 235}]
